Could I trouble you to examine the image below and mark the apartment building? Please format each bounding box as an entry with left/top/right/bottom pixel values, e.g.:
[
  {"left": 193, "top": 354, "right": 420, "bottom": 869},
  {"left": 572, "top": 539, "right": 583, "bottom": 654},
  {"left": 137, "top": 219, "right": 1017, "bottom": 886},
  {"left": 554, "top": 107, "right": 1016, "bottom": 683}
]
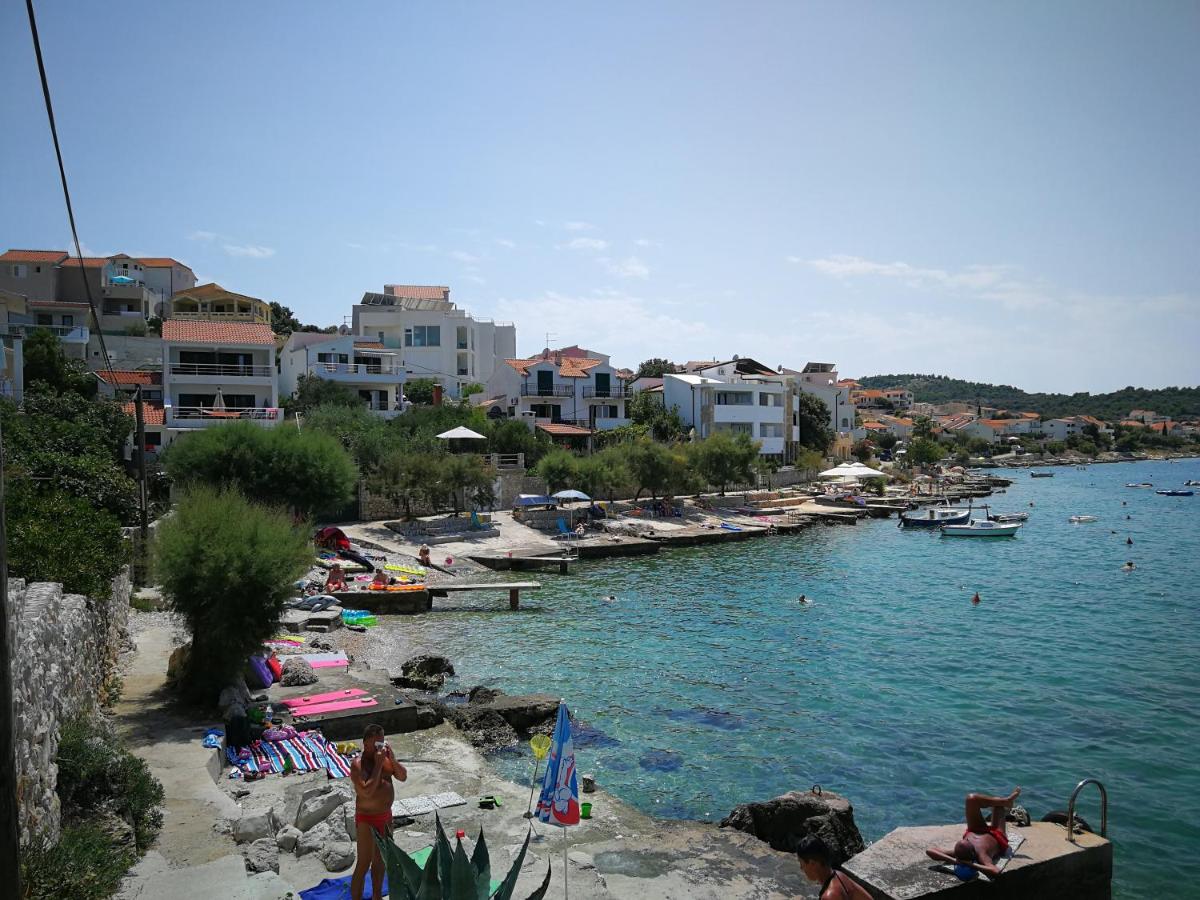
[
  {"left": 0, "top": 288, "right": 29, "bottom": 402},
  {"left": 481, "top": 347, "right": 630, "bottom": 436},
  {"left": 1041, "top": 416, "right": 1112, "bottom": 442},
  {"left": 782, "top": 361, "right": 852, "bottom": 433},
  {"left": 350, "top": 285, "right": 516, "bottom": 399},
  {"left": 664, "top": 357, "right": 788, "bottom": 459},
  {"left": 278, "top": 332, "right": 407, "bottom": 417}
]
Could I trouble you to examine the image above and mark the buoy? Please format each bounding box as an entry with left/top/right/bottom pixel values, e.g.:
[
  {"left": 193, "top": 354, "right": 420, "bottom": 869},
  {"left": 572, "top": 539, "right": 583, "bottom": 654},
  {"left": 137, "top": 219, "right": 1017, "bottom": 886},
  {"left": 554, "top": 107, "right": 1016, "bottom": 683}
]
[
  {"left": 1126, "top": 537, "right": 1133, "bottom": 546},
  {"left": 971, "top": 592, "right": 981, "bottom": 605}
]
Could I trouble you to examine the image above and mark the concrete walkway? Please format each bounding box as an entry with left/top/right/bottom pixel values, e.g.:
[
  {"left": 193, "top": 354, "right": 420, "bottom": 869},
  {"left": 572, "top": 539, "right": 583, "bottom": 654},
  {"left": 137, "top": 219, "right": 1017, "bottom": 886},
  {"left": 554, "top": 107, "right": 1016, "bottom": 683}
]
[{"left": 113, "top": 616, "right": 296, "bottom": 899}]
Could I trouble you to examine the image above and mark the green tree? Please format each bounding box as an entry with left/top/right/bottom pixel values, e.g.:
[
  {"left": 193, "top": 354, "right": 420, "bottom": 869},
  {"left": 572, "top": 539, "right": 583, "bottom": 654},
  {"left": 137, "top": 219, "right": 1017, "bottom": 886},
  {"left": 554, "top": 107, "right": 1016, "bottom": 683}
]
[
  {"left": 875, "top": 432, "right": 899, "bottom": 450},
  {"left": 6, "top": 481, "right": 128, "bottom": 600},
  {"left": 405, "top": 378, "right": 437, "bottom": 405},
  {"left": 794, "top": 448, "right": 825, "bottom": 480},
  {"left": 912, "top": 416, "right": 934, "bottom": 440},
  {"left": 624, "top": 438, "right": 675, "bottom": 500},
  {"left": 440, "top": 453, "right": 496, "bottom": 514},
  {"left": 485, "top": 418, "right": 548, "bottom": 464},
  {"left": 268, "top": 301, "right": 301, "bottom": 334},
  {"left": 154, "top": 487, "right": 311, "bottom": 703},
  {"left": 303, "top": 403, "right": 392, "bottom": 470},
  {"left": 851, "top": 439, "right": 874, "bottom": 463},
  {"left": 627, "top": 390, "right": 687, "bottom": 442},
  {"left": 534, "top": 448, "right": 578, "bottom": 493},
  {"left": 634, "top": 357, "right": 679, "bottom": 379},
  {"left": 163, "top": 421, "right": 357, "bottom": 517},
  {"left": 22, "top": 328, "right": 97, "bottom": 397},
  {"left": 371, "top": 451, "right": 445, "bottom": 518},
  {"left": 576, "top": 448, "right": 632, "bottom": 501},
  {"left": 461, "top": 382, "right": 485, "bottom": 398},
  {"left": 693, "top": 431, "right": 760, "bottom": 494},
  {"left": 906, "top": 437, "right": 943, "bottom": 467},
  {"left": 794, "top": 393, "right": 833, "bottom": 451},
  {"left": 285, "top": 373, "right": 365, "bottom": 416}
]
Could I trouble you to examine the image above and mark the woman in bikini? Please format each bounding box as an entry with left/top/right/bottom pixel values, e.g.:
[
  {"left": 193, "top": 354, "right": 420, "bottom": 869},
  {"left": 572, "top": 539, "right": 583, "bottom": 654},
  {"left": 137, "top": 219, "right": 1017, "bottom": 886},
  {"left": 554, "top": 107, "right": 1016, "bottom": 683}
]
[
  {"left": 925, "top": 787, "right": 1021, "bottom": 878},
  {"left": 350, "top": 724, "right": 407, "bottom": 900},
  {"left": 796, "top": 836, "right": 872, "bottom": 899}
]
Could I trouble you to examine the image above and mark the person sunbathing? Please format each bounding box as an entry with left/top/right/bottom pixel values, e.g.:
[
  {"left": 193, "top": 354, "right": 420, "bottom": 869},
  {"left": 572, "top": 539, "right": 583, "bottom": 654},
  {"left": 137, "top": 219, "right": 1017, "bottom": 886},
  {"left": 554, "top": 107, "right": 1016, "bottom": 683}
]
[
  {"left": 925, "top": 788, "right": 1021, "bottom": 878},
  {"left": 325, "top": 564, "right": 348, "bottom": 593}
]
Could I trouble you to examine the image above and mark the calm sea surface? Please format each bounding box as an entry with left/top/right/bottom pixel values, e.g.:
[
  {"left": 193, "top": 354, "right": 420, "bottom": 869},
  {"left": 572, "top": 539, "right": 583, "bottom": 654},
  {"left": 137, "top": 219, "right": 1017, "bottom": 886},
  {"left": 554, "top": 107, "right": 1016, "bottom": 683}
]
[{"left": 370, "top": 459, "right": 1200, "bottom": 897}]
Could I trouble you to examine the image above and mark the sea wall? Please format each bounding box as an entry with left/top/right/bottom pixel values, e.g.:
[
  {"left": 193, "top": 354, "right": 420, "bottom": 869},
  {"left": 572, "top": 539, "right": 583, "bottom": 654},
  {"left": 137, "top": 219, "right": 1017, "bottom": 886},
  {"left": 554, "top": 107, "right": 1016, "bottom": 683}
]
[{"left": 6, "top": 569, "right": 131, "bottom": 845}]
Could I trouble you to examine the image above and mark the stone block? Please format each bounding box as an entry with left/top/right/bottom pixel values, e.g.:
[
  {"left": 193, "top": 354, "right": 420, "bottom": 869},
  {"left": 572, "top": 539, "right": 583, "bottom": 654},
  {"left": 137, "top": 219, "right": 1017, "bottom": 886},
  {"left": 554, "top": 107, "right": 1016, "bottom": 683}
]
[
  {"left": 275, "top": 825, "right": 301, "bottom": 852},
  {"left": 234, "top": 807, "right": 281, "bottom": 844},
  {"left": 242, "top": 837, "right": 280, "bottom": 874},
  {"left": 296, "top": 786, "right": 349, "bottom": 831},
  {"left": 321, "top": 841, "right": 356, "bottom": 872}
]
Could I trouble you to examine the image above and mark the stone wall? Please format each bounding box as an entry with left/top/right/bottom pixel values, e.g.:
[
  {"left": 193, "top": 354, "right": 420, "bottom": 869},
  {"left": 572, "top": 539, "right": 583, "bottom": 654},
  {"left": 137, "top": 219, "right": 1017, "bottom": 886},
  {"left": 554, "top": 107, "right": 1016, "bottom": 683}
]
[{"left": 6, "top": 568, "right": 131, "bottom": 846}]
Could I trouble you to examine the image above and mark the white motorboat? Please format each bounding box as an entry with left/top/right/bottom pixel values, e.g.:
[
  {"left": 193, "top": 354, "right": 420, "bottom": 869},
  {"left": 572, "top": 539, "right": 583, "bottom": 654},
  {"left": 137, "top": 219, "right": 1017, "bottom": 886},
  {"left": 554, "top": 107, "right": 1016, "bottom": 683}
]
[
  {"left": 988, "top": 512, "right": 1029, "bottom": 523},
  {"left": 900, "top": 505, "right": 972, "bottom": 528},
  {"left": 1069, "top": 515, "right": 1098, "bottom": 523},
  {"left": 941, "top": 520, "right": 1022, "bottom": 537}
]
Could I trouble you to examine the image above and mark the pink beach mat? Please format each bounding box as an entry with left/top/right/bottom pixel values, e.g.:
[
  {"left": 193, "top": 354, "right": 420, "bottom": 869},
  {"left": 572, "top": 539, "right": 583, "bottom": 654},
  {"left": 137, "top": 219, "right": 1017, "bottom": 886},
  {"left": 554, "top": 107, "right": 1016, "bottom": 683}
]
[
  {"left": 291, "top": 696, "right": 379, "bottom": 717},
  {"left": 299, "top": 652, "right": 350, "bottom": 669},
  {"left": 281, "top": 688, "right": 367, "bottom": 709}
]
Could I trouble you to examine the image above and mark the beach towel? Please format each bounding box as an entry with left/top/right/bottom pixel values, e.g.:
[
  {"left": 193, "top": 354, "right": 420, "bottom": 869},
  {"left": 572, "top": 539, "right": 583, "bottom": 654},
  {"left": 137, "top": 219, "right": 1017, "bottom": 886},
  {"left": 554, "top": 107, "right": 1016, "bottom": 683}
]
[
  {"left": 934, "top": 830, "right": 1027, "bottom": 881},
  {"left": 300, "top": 652, "right": 350, "bottom": 668},
  {"left": 281, "top": 688, "right": 368, "bottom": 708},
  {"left": 291, "top": 696, "right": 378, "bottom": 717},
  {"left": 232, "top": 730, "right": 352, "bottom": 778},
  {"left": 391, "top": 791, "right": 468, "bottom": 817}
]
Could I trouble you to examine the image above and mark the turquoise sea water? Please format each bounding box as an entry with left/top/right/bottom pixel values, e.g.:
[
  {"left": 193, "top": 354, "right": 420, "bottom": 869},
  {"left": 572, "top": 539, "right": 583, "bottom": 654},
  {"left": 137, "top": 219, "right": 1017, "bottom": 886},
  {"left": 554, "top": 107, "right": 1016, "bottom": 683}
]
[{"left": 372, "top": 459, "right": 1200, "bottom": 897}]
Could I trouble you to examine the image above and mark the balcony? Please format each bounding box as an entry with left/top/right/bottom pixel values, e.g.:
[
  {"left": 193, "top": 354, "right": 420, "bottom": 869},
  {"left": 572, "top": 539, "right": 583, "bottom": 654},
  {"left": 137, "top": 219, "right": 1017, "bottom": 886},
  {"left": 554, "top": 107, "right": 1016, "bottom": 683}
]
[
  {"left": 3, "top": 323, "right": 89, "bottom": 342},
  {"left": 520, "top": 383, "right": 574, "bottom": 398},
  {"left": 170, "top": 362, "right": 274, "bottom": 378},
  {"left": 165, "top": 405, "right": 282, "bottom": 428},
  {"left": 582, "top": 386, "right": 629, "bottom": 399},
  {"left": 309, "top": 362, "right": 403, "bottom": 382}
]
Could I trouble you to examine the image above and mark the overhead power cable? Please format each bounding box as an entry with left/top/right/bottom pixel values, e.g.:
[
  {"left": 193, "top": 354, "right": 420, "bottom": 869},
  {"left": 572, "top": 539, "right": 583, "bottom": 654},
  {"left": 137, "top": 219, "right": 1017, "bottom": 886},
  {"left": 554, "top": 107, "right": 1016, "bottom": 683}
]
[{"left": 24, "top": 0, "right": 116, "bottom": 384}]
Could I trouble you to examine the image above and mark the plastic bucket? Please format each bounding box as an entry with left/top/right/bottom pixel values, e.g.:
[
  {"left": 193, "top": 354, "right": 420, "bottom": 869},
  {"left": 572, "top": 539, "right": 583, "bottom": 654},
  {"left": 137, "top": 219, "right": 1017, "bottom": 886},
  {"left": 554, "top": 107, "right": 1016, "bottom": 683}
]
[{"left": 580, "top": 802, "right": 592, "bottom": 819}]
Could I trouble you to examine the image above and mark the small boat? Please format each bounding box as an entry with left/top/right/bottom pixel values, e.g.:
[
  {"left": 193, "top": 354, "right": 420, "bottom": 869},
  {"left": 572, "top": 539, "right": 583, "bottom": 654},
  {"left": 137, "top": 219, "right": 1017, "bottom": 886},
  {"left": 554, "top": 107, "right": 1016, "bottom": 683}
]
[
  {"left": 1069, "top": 515, "right": 1098, "bottom": 523},
  {"left": 900, "top": 506, "right": 972, "bottom": 528},
  {"left": 1126, "top": 483, "right": 1154, "bottom": 488},
  {"left": 1156, "top": 489, "right": 1194, "bottom": 497},
  {"left": 941, "top": 520, "right": 1022, "bottom": 537},
  {"left": 989, "top": 512, "right": 1029, "bottom": 523},
  {"left": 1185, "top": 480, "right": 1200, "bottom": 487},
  {"left": 1030, "top": 472, "right": 1054, "bottom": 478}
]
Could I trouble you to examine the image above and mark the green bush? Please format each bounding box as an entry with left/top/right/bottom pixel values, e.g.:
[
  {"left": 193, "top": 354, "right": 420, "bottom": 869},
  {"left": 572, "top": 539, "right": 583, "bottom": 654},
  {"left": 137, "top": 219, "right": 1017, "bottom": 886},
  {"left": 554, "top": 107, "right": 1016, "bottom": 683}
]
[
  {"left": 285, "top": 373, "right": 366, "bottom": 415},
  {"left": 153, "top": 486, "right": 312, "bottom": 702},
  {"left": 20, "top": 823, "right": 135, "bottom": 900},
  {"left": 5, "top": 481, "right": 128, "bottom": 600},
  {"left": 56, "top": 717, "right": 164, "bottom": 851},
  {"left": 405, "top": 377, "right": 437, "bottom": 405},
  {"left": 533, "top": 448, "right": 578, "bottom": 493},
  {"left": 692, "top": 431, "right": 759, "bottom": 494},
  {"left": 163, "top": 421, "right": 358, "bottom": 518}
]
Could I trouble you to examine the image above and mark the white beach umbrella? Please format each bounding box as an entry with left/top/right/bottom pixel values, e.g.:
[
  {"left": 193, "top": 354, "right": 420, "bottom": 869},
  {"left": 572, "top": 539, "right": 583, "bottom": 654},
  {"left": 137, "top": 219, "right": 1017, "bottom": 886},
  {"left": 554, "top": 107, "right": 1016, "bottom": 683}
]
[{"left": 436, "top": 426, "right": 487, "bottom": 440}]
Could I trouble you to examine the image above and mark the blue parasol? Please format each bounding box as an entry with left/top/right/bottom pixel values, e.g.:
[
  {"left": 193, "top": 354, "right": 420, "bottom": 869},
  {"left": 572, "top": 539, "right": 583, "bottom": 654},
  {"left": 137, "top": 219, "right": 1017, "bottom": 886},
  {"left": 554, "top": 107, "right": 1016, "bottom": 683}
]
[{"left": 535, "top": 700, "right": 579, "bottom": 897}]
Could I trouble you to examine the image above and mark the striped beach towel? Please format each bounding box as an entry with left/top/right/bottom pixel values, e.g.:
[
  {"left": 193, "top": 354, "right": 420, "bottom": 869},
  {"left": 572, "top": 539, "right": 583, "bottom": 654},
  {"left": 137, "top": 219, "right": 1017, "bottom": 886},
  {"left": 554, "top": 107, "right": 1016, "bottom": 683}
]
[{"left": 233, "top": 731, "right": 352, "bottom": 779}]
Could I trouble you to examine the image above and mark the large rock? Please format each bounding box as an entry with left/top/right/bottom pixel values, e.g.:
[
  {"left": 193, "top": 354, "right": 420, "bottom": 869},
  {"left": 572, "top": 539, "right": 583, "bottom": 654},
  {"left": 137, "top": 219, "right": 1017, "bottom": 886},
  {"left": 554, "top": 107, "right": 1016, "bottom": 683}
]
[
  {"left": 296, "top": 821, "right": 336, "bottom": 857},
  {"left": 281, "top": 657, "right": 318, "bottom": 687},
  {"left": 443, "top": 705, "right": 519, "bottom": 752},
  {"left": 295, "top": 784, "right": 352, "bottom": 831},
  {"left": 275, "top": 825, "right": 301, "bottom": 852},
  {"left": 234, "top": 807, "right": 281, "bottom": 844},
  {"left": 242, "top": 837, "right": 280, "bottom": 874},
  {"left": 486, "top": 692, "right": 559, "bottom": 730},
  {"left": 467, "top": 685, "right": 503, "bottom": 704},
  {"left": 392, "top": 654, "right": 456, "bottom": 691},
  {"left": 166, "top": 642, "right": 191, "bottom": 686},
  {"left": 719, "top": 789, "right": 865, "bottom": 864},
  {"left": 320, "top": 841, "right": 356, "bottom": 872}
]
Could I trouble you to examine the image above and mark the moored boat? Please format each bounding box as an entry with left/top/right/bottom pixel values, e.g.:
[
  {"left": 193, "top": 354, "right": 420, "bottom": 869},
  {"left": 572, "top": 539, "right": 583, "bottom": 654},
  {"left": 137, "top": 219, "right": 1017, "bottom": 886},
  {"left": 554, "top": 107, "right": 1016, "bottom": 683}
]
[
  {"left": 900, "top": 506, "right": 972, "bottom": 528},
  {"left": 988, "top": 512, "right": 1029, "bottom": 523},
  {"left": 1185, "top": 480, "right": 1200, "bottom": 487},
  {"left": 941, "top": 520, "right": 1022, "bottom": 537},
  {"left": 1069, "top": 515, "right": 1098, "bottom": 523},
  {"left": 1126, "top": 482, "right": 1154, "bottom": 488},
  {"left": 1156, "top": 489, "right": 1194, "bottom": 497},
  {"left": 1030, "top": 472, "right": 1054, "bottom": 478}
]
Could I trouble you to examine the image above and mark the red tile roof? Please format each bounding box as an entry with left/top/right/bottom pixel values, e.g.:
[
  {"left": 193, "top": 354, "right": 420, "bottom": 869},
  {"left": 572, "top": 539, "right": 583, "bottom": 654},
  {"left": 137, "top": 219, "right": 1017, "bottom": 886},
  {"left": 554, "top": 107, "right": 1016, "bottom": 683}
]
[
  {"left": 504, "top": 355, "right": 602, "bottom": 378},
  {"left": 65, "top": 257, "right": 113, "bottom": 268},
  {"left": 121, "top": 400, "right": 165, "bottom": 425},
  {"left": 138, "top": 257, "right": 190, "bottom": 269},
  {"left": 382, "top": 285, "right": 451, "bottom": 300},
  {"left": 0, "top": 249, "right": 68, "bottom": 263},
  {"left": 537, "top": 423, "right": 593, "bottom": 436},
  {"left": 161, "top": 320, "right": 275, "bottom": 345},
  {"left": 99, "top": 369, "right": 162, "bottom": 386}
]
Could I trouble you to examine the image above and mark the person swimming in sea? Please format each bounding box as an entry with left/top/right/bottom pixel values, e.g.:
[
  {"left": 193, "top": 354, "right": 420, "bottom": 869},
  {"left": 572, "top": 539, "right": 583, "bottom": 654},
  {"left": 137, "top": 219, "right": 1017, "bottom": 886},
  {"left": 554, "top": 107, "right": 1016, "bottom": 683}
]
[
  {"left": 1122, "top": 561, "right": 1136, "bottom": 572},
  {"left": 1127, "top": 537, "right": 1134, "bottom": 546},
  {"left": 798, "top": 595, "right": 810, "bottom": 604},
  {"left": 603, "top": 594, "right": 616, "bottom": 603},
  {"left": 971, "top": 592, "right": 981, "bottom": 605}
]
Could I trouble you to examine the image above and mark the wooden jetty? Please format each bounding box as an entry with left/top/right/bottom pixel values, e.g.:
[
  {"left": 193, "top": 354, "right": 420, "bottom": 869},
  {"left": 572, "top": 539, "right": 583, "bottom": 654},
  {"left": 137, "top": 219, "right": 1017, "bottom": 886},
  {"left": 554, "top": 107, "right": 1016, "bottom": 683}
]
[
  {"left": 427, "top": 581, "right": 541, "bottom": 610},
  {"left": 470, "top": 552, "right": 576, "bottom": 574}
]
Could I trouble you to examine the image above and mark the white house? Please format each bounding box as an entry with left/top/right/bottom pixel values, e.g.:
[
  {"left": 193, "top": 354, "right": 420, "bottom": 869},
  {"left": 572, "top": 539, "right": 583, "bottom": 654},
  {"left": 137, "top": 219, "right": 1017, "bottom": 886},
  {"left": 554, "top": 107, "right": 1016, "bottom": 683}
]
[
  {"left": 278, "top": 332, "right": 407, "bottom": 417},
  {"left": 161, "top": 319, "right": 281, "bottom": 439},
  {"left": 350, "top": 285, "right": 516, "bottom": 399},
  {"left": 782, "top": 361, "right": 851, "bottom": 433},
  {"left": 1042, "top": 416, "right": 1112, "bottom": 442},
  {"left": 664, "top": 357, "right": 788, "bottom": 459},
  {"left": 964, "top": 418, "right": 1034, "bottom": 443},
  {"left": 480, "top": 348, "right": 630, "bottom": 436}
]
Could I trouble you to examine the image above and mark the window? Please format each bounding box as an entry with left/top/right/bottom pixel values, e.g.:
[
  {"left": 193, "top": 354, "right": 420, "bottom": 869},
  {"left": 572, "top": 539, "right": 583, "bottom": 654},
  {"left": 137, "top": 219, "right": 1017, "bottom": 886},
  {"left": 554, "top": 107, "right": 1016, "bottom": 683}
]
[
  {"left": 760, "top": 422, "right": 783, "bottom": 438},
  {"left": 714, "top": 391, "right": 752, "bottom": 406},
  {"left": 11, "top": 264, "right": 27, "bottom": 278},
  {"left": 456, "top": 326, "right": 468, "bottom": 350},
  {"left": 714, "top": 422, "right": 753, "bottom": 435},
  {"left": 758, "top": 392, "right": 782, "bottom": 407},
  {"left": 62, "top": 315, "right": 74, "bottom": 327},
  {"left": 404, "top": 325, "right": 441, "bottom": 347}
]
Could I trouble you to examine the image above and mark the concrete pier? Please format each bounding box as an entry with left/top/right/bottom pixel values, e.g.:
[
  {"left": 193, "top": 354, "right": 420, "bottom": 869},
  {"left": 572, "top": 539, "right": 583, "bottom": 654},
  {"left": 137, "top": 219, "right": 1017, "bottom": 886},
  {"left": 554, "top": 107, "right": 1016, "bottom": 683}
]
[{"left": 842, "top": 823, "right": 1111, "bottom": 900}]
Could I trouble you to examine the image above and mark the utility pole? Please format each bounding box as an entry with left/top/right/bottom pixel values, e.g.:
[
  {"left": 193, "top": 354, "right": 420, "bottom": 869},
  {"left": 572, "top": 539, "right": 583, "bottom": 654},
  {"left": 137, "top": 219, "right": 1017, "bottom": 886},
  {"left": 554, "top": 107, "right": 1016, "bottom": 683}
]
[
  {"left": 134, "top": 385, "right": 148, "bottom": 539},
  {"left": 0, "top": 418, "right": 22, "bottom": 899}
]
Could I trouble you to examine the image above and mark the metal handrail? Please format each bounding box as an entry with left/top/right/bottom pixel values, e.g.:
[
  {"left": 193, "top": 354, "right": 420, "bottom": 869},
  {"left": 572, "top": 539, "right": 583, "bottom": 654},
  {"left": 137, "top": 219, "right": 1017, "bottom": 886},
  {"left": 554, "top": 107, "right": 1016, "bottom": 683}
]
[
  {"left": 582, "top": 386, "right": 629, "bottom": 399},
  {"left": 1066, "top": 778, "right": 1107, "bottom": 842},
  {"left": 170, "top": 362, "right": 274, "bottom": 377},
  {"left": 309, "top": 362, "right": 399, "bottom": 377},
  {"left": 520, "top": 384, "right": 574, "bottom": 397},
  {"left": 169, "top": 405, "right": 281, "bottom": 421}
]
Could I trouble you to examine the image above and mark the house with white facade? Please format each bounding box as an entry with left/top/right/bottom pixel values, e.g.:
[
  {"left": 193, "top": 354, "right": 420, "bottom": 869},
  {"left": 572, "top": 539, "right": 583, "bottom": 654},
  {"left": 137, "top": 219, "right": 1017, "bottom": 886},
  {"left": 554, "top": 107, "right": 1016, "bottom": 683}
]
[
  {"left": 161, "top": 319, "right": 281, "bottom": 439},
  {"left": 480, "top": 348, "right": 630, "bottom": 437},
  {"left": 964, "top": 418, "right": 1035, "bottom": 443},
  {"left": 782, "top": 361, "right": 852, "bottom": 433},
  {"left": 1041, "top": 415, "right": 1112, "bottom": 442},
  {"left": 663, "top": 357, "right": 789, "bottom": 459},
  {"left": 350, "top": 285, "right": 515, "bottom": 399},
  {"left": 278, "top": 332, "right": 407, "bottom": 417}
]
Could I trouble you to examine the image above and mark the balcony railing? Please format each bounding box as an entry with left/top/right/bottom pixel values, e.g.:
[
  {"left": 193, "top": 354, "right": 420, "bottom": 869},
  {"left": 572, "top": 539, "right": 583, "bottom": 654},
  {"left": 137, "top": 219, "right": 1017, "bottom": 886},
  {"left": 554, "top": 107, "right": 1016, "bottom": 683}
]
[
  {"left": 170, "top": 362, "right": 274, "bottom": 378},
  {"left": 2, "top": 323, "right": 89, "bottom": 342},
  {"left": 481, "top": 452, "right": 524, "bottom": 470},
  {"left": 520, "top": 383, "right": 574, "bottom": 398},
  {"left": 309, "top": 362, "right": 401, "bottom": 377},
  {"left": 167, "top": 406, "right": 282, "bottom": 425},
  {"left": 169, "top": 310, "right": 267, "bottom": 322},
  {"left": 583, "top": 386, "right": 629, "bottom": 399}
]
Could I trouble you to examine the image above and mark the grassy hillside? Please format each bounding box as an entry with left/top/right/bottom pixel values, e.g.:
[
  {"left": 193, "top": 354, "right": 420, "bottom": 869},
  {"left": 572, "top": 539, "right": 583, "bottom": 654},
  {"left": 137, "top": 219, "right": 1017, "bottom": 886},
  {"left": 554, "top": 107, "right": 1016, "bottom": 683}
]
[{"left": 855, "top": 374, "right": 1200, "bottom": 421}]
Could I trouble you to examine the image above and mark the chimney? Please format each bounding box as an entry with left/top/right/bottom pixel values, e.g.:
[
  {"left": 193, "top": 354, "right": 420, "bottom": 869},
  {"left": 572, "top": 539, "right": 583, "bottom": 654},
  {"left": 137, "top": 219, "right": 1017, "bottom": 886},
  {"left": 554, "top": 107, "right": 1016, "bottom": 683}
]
[{"left": 433, "top": 384, "right": 443, "bottom": 406}]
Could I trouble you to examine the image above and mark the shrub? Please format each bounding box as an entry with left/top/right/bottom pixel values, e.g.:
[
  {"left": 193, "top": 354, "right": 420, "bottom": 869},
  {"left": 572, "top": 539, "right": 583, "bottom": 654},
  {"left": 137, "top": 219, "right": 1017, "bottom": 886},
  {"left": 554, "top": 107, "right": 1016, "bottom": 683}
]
[
  {"left": 303, "top": 403, "right": 393, "bottom": 470},
  {"left": 534, "top": 448, "right": 578, "bottom": 493},
  {"left": 405, "top": 377, "right": 437, "bottom": 405},
  {"left": 21, "top": 328, "right": 98, "bottom": 398},
  {"left": 285, "top": 373, "right": 365, "bottom": 415},
  {"left": 163, "top": 421, "right": 358, "bottom": 518},
  {"left": 692, "top": 431, "right": 759, "bottom": 494},
  {"left": 20, "top": 823, "right": 135, "bottom": 900},
  {"left": 153, "top": 486, "right": 312, "bottom": 702},
  {"left": 5, "top": 481, "right": 127, "bottom": 600}
]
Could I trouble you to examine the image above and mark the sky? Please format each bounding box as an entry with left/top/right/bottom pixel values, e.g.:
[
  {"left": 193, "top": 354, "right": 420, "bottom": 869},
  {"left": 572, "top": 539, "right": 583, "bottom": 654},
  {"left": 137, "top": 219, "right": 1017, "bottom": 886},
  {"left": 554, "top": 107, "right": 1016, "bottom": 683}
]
[{"left": 2, "top": 1, "right": 1198, "bottom": 393}]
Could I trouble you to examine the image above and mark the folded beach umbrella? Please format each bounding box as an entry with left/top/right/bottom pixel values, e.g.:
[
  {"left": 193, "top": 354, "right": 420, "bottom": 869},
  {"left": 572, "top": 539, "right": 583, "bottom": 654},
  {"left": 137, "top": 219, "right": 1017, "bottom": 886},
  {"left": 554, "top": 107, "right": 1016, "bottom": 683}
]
[{"left": 536, "top": 700, "right": 579, "bottom": 897}]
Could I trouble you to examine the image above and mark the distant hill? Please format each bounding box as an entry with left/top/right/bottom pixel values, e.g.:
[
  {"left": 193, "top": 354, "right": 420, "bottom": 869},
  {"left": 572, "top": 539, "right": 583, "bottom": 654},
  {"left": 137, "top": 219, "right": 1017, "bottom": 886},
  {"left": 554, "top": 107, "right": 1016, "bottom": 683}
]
[{"left": 855, "top": 374, "right": 1200, "bottom": 421}]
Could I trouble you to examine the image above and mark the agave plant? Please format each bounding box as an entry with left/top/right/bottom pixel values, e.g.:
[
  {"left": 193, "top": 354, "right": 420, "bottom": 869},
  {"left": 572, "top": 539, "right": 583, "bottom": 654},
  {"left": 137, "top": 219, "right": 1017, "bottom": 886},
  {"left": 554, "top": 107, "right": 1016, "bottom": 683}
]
[{"left": 373, "top": 813, "right": 552, "bottom": 900}]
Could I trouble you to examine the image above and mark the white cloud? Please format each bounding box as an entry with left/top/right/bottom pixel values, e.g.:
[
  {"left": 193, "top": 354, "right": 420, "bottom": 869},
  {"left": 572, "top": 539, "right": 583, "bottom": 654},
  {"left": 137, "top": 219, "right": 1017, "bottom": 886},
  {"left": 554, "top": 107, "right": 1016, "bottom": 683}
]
[
  {"left": 600, "top": 255, "right": 650, "bottom": 279},
  {"left": 223, "top": 243, "right": 275, "bottom": 259},
  {"left": 801, "top": 254, "right": 1011, "bottom": 292},
  {"left": 563, "top": 237, "right": 608, "bottom": 251},
  {"left": 463, "top": 274, "right": 487, "bottom": 285},
  {"left": 633, "top": 238, "right": 661, "bottom": 248},
  {"left": 564, "top": 221, "right": 595, "bottom": 231},
  {"left": 449, "top": 250, "right": 479, "bottom": 263},
  {"left": 494, "top": 238, "right": 517, "bottom": 249},
  {"left": 188, "top": 230, "right": 218, "bottom": 242}
]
